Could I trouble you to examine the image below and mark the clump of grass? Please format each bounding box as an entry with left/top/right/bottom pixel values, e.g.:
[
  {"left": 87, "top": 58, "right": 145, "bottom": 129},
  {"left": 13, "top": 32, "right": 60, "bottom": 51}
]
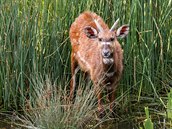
[
  {"left": 3, "top": 76, "right": 133, "bottom": 129},
  {"left": 16, "top": 76, "right": 101, "bottom": 129}
]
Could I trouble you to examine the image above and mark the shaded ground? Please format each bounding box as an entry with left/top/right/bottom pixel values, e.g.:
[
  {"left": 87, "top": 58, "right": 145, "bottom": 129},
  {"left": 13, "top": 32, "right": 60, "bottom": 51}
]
[
  {"left": 0, "top": 112, "right": 136, "bottom": 129},
  {"left": 0, "top": 121, "right": 14, "bottom": 129},
  {"left": 95, "top": 121, "right": 135, "bottom": 129},
  {"left": 0, "top": 114, "right": 20, "bottom": 129},
  {"left": 0, "top": 121, "right": 134, "bottom": 129}
]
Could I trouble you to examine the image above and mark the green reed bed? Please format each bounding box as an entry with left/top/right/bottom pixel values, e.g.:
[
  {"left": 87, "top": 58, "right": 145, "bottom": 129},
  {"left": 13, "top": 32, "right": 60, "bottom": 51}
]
[{"left": 0, "top": 0, "right": 172, "bottom": 128}]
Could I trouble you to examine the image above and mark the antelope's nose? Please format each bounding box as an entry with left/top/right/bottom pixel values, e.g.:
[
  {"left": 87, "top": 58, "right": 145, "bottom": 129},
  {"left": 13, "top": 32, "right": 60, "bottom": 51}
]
[{"left": 102, "top": 50, "right": 112, "bottom": 58}]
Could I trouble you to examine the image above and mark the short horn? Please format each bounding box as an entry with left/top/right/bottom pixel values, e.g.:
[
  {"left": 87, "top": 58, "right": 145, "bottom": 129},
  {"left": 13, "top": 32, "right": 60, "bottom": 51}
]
[
  {"left": 110, "top": 18, "right": 119, "bottom": 31},
  {"left": 94, "top": 19, "right": 104, "bottom": 32}
]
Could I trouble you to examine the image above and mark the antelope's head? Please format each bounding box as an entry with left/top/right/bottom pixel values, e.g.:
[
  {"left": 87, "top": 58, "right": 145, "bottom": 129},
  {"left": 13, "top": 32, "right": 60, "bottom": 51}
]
[{"left": 84, "top": 18, "right": 129, "bottom": 65}]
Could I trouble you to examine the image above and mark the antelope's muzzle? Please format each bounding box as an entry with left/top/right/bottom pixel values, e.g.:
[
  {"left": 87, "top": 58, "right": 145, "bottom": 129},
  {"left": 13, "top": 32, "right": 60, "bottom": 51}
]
[
  {"left": 102, "top": 44, "right": 113, "bottom": 58},
  {"left": 102, "top": 50, "right": 112, "bottom": 58}
]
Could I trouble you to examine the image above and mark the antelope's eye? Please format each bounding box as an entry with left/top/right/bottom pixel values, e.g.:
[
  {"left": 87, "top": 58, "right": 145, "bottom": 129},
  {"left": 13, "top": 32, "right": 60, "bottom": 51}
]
[
  {"left": 99, "top": 38, "right": 103, "bottom": 42},
  {"left": 110, "top": 38, "right": 115, "bottom": 41}
]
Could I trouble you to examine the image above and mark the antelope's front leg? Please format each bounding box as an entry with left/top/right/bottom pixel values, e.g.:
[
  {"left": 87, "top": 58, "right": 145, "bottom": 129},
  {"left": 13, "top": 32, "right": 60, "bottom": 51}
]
[
  {"left": 70, "top": 53, "right": 79, "bottom": 102},
  {"left": 97, "top": 92, "right": 105, "bottom": 118},
  {"left": 107, "top": 89, "right": 116, "bottom": 116}
]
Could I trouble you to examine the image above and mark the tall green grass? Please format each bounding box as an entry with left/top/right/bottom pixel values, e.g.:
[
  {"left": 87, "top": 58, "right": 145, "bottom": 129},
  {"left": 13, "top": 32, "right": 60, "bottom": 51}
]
[{"left": 0, "top": 0, "right": 172, "bottom": 128}]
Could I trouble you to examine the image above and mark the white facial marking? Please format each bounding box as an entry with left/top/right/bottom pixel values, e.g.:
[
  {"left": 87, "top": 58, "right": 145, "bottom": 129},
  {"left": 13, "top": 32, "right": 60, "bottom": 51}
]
[{"left": 101, "top": 42, "right": 111, "bottom": 45}]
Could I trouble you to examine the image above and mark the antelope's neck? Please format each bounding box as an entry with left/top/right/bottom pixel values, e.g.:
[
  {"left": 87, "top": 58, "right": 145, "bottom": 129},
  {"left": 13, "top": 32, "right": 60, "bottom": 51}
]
[{"left": 102, "top": 57, "right": 115, "bottom": 78}]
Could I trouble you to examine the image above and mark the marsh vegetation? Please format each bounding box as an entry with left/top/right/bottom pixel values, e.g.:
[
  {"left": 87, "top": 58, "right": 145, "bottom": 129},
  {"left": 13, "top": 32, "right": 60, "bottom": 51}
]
[{"left": 0, "top": 0, "right": 172, "bottom": 128}]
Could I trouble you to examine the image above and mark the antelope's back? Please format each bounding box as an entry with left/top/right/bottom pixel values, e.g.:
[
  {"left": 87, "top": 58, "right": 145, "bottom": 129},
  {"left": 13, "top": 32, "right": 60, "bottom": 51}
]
[{"left": 69, "top": 11, "right": 108, "bottom": 50}]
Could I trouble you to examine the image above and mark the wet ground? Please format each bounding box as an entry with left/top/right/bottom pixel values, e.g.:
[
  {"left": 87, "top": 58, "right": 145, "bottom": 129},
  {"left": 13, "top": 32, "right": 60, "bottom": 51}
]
[
  {"left": 0, "top": 122, "right": 134, "bottom": 129},
  {"left": 0, "top": 120, "right": 136, "bottom": 129},
  {"left": 0, "top": 122, "right": 14, "bottom": 129},
  {"left": 0, "top": 114, "right": 19, "bottom": 129},
  {"left": 0, "top": 114, "right": 136, "bottom": 129},
  {"left": 97, "top": 121, "right": 134, "bottom": 129},
  {"left": 94, "top": 120, "right": 135, "bottom": 129}
]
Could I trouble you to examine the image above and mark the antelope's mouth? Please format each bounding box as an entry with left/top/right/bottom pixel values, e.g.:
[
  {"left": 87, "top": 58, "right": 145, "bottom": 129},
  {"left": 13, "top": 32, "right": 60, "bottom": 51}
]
[{"left": 103, "top": 58, "right": 114, "bottom": 65}]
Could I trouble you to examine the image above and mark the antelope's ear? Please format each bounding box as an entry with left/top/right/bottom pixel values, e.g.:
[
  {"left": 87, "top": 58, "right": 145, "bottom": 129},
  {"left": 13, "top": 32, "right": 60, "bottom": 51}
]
[
  {"left": 116, "top": 25, "right": 129, "bottom": 38},
  {"left": 84, "top": 26, "right": 98, "bottom": 39}
]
